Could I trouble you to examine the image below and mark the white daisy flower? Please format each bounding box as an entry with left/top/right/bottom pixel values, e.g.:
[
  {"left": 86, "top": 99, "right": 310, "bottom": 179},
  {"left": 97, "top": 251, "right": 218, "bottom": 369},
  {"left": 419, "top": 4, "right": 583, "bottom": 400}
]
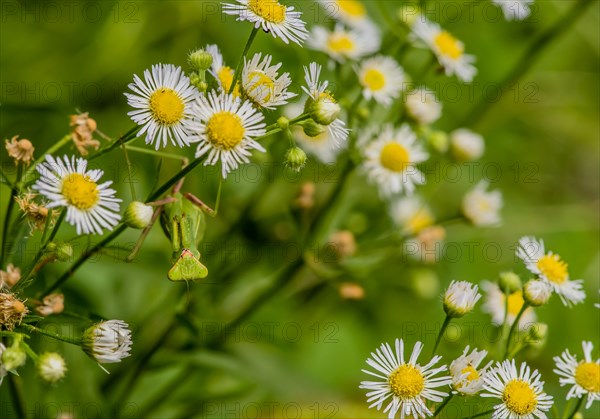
[
  {"left": 450, "top": 128, "right": 484, "bottom": 161},
  {"left": 462, "top": 181, "right": 503, "bottom": 227},
  {"left": 316, "top": 0, "right": 377, "bottom": 31},
  {"left": 389, "top": 196, "right": 434, "bottom": 236},
  {"left": 125, "top": 64, "right": 199, "bottom": 150},
  {"left": 360, "top": 339, "right": 452, "bottom": 419},
  {"left": 222, "top": 0, "right": 309, "bottom": 45},
  {"left": 492, "top": 0, "right": 533, "bottom": 21},
  {"left": 302, "top": 62, "right": 350, "bottom": 147},
  {"left": 185, "top": 91, "right": 267, "bottom": 178},
  {"left": 411, "top": 18, "right": 477, "bottom": 82},
  {"left": 554, "top": 341, "right": 600, "bottom": 409},
  {"left": 362, "top": 124, "right": 428, "bottom": 197},
  {"left": 82, "top": 320, "right": 132, "bottom": 365},
  {"left": 206, "top": 44, "right": 238, "bottom": 95},
  {"left": 481, "top": 281, "right": 537, "bottom": 331},
  {"left": 450, "top": 346, "right": 492, "bottom": 395},
  {"left": 482, "top": 359, "right": 553, "bottom": 419},
  {"left": 33, "top": 155, "right": 121, "bottom": 235},
  {"left": 517, "top": 236, "right": 586, "bottom": 306},
  {"left": 358, "top": 56, "right": 405, "bottom": 106},
  {"left": 405, "top": 87, "right": 442, "bottom": 126},
  {"left": 443, "top": 280, "right": 481, "bottom": 318},
  {"left": 308, "top": 24, "right": 380, "bottom": 63},
  {"left": 284, "top": 102, "right": 344, "bottom": 164},
  {"left": 242, "top": 53, "right": 296, "bottom": 109}
]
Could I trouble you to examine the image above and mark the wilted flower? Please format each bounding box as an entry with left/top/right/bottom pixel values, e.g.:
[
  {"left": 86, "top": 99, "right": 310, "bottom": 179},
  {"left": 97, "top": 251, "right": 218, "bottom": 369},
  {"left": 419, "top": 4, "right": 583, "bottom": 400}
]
[
  {"left": 35, "top": 293, "right": 65, "bottom": 317},
  {"left": 82, "top": 320, "right": 132, "bottom": 365},
  {"left": 0, "top": 293, "right": 28, "bottom": 330},
  {"left": 5, "top": 135, "right": 34, "bottom": 165},
  {"left": 69, "top": 112, "right": 100, "bottom": 156},
  {"left": 15, "top": 192, "right": 56, "bottom": 234},
  {"left": 0, "top": 264, "right": 21, "bottom": 289}
]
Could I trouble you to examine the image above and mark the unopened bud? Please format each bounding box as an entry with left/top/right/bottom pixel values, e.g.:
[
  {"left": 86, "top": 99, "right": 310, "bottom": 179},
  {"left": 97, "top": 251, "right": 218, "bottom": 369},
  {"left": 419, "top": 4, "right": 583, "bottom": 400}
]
[
  {"left": 300, "top": 119, "right": 327, "bottom": 138},
  {"left": 188, "top": 48, "right": 213, "bottom": 72},
  {"left": 498, "top": 271, "right": 522, "bottom": 293},
  {"left": 38, "top": 352, "right": 67, "bottom": 383},
  {"left": 46, "top": 242, "right": 73, "bottom": 262},
  {"left": 523, "top": 280, "right": 552, "bottom": 307},
  {"left": 305, "top": 93, "right": 341, "bottom": 126},
  {"left": 2, "top": 339, "right": 26, "bottom": 371},
  {"left": 285, "top": 147, "right": 307, "bottom": 172},
  {"left": 427, "top": 130, "right": 449, "bottom": 153},
  {"left": 124, "top": 201, "right": 153, "bottom": 229}
]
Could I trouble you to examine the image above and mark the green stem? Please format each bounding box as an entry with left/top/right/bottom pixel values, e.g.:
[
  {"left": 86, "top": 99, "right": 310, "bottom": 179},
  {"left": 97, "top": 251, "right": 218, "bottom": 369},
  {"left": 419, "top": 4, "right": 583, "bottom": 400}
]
[
  {"left": 566, "top": 395, "right": 585, "bottom": 419},
  {"left": 461, "top": 409, "right": 494, "bottom": 419},
  {"left": 125, "top": 145, "right": 188, "bottom": 161},
  {"left": 20, "top": 323, "right": 82, "bottom": 345},
  {"left": 504, "top": 303, "right": 530, "bottom": 359},
  {"left": 88, "top": 126, "right": 140, "bottom": 162},
  {"left": 2, "top": 164, "right": 22, "bottom": 262},
  {"left": 120, "top": 142, "right": 137, "bottom": 201},
  {"left": 375, "top": 2, "right": 403, "bottom": 39},
  {"left": 7, "top": 374, "right": 26, "bottom": 419},
  {"left": 0, "top": 165, "right": 15, "bottom": 188},
  {"left": 432, "top": 316, "right": 452, "bottom": 355},
  {"left": 463, "top": 0, "right": 593, "bottom": 126},
  {"left": 229, "top": 27, "right": 259, "bottom": 95},
  {"left": 433, "top": 393, "right": 454, "bottom": 418}
]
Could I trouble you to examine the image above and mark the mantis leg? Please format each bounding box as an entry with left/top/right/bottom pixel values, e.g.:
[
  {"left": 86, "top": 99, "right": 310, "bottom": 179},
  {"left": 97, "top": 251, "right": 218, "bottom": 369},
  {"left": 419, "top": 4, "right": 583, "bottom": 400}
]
[
  {"left": 126, "top": 205, "right": 164, "bottom": 262},
  {"left": 183, "top": 178, "right": 222, "bottom": 218}
]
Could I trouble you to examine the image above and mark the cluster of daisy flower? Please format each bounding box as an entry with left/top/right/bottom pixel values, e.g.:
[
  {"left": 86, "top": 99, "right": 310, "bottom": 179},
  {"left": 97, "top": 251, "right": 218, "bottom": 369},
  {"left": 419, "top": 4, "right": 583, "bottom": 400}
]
[
  {"left": 361, "top": 236, "right": 597, "bottom": 418},
  {"left": 0, "top": 1, "right": 595, "bottom": 414}
]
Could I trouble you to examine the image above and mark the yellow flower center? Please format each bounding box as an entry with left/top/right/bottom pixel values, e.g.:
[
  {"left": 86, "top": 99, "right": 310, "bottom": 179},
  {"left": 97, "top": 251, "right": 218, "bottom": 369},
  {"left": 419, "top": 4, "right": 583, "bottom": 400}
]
[
  {"left": 461, "top": 365, "right": 480, "bottom": 382},
  {"left": 61, "top": 173, "right": 99, "bottom": 210},
  {"left": 388, "top": 364, "right": 425, "bottom": 399},
  {"left": 575, "top": 362, "right": 600, "bottom": 393},
  {"left": 506, "top": 291, "right": 526, "bottom": 316},
  {"left": 149, "top": 88, "right": 185, "bottom": 126},
  {"left": 380, "top": 143, "right": 411, "bottom": 172},
  {"left": 434, "top": 31, "right": 463, "bottom": 59},
  {"left": 337, "top": 0, "right": 366, "bottom": 17},
  {"left": 536, "top": 254, "right": 568, "bottom": 284},
  {"left": 245, "top": 70, "right": 275, "bottom": 103},
  {"left": 328, "top": 33, "right": 355, "bottom": 54},
  {"left": 502, "top": 379, "right": 538, "bottom": 415},
  {"left": 248, "top": 0, "right": 286, "bottom": 23},
  {"left": 407, "top": 211, "right": 434, "bottom": 235},
  {"left": 206, "top": 111, "right": 245, "bottom": 150},
  {"left": 217, "top": 67, "right": 240, "bottom": 96},
  {"left": 363, "top": 69, "right": 386, "bottom": 91}
]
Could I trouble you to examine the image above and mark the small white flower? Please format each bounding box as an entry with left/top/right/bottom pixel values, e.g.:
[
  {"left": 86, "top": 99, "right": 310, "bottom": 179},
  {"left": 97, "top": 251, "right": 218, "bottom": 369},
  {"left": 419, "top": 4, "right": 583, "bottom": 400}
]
[
  {"left": 462, "top": 181, "right": 503, "bottom": 227},
  {"left": 443, "top": 280, "right": 481, "bottom": 318},
  {"left": 481, "top": 280, "right": 537, "bottom": 331},
  {"left": 33, "top": 155, "right": 121, "bottom": 235},
  {"left": 405, "top": 87, "right": 442, "bottom": 126},
  {"left": 242, "top": 53, "right": 296, "bottom": 109},
  {"left": 389, "top": 196, "right": 434, "bottom": 236},
  {"left": 411, "top": 18, "right": 477, "bottom": 82},
  {"left": 124, "top": 201, "right": 154, "bottom": 229},
  {"left": 450, "top": 346, "right": 492, "bottom": 395},
  {"left": 206, "top": 44, "right": 237, "bottom": 94},
  {"left": 482, "top": 359, "right": 553, "bottom": 419},
  {"left": 358, "top": 56, "right": 405, "bottom": 106},
  {"left": 308, "top": 24, "right": 380, "bottom": 63},
  {"left": 554, "top": 341, "right": 600, "bottom": 409},
  {"left": 302, "top": 63, "right": 350, "bottom": 147},
  {"left": 185, "top": 91, "right": 267, "bottom": 178},
  {"left": 360, "top": 338, "right": 452, "bottom": 419},
  {"left": 362, "top": 124, "right": 428, "bottom": 197},
  {"left": 492, "top": 0, "right": 533, "bottom": 21},
  {"left": 37, "top": 352, "right": 67, "bottom": 384},
  {"left": 523, "top": 280, "right": 553, "bottom": 307},
  {"left": 82, "top": 320, "right": 132, "bottom": 365},
  {"left": 517, "top": 236, "right": 586, "bottom": 306},
  {"left": 450, "top": 128, "right": 485, "bottom": 161},
  {"left": 125, "top": 64, "right": 199, "bottom": 149},
  {"left": 223, "top": 0, "right": 309, "bottom": 45}
]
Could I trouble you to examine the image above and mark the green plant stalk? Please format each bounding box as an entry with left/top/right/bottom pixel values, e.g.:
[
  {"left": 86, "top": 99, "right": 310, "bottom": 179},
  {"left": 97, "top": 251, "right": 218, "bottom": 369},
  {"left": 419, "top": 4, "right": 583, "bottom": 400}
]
[
  {"left": 432, "top": 315, "right": 452, "bottom": 355},
  {"left": 7, "top": 374, "right": 26, "bottom": 419},
  {"left": 566, "top": 395, "right": 585, "bottom": 419},
  {"left": 88, "top": 126, "right": 140, "bottom": 162},
  {"left": 461, "top": 409, "right": 494, "bottom": 419},
  {"left": 504, "top": 303, "right": 530, "bottom": 358},
  {"left": 20, "top": 323, "right": 82, "bottom": 345},
  {"left": 433, "top": 393, "right": 454, "bottom": 418},
  {"left": 2, "top": 164, "right": 22, "bottom": 262},
  {"left": 229, "top": 26, "right": 259, "bottom": 94}
]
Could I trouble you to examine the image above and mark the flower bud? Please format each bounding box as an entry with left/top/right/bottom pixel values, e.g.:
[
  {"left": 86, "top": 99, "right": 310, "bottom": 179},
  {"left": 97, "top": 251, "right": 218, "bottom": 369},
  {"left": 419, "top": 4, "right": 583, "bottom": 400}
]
[
  {"left": 443, "top": 280, "right": 481, "bottom": 318},
  {"left": 299, "top": 119, "right": 327, "bottom": 138},
  {"left": 528, "top": 322, "right": 548, "bottom": 343},
  {"left": 523, "top": 280, "right": 552, "bottom": 307},
  {"left": 124, "top": 201, "right": 154, "bottom": 229},
  {"left": 277, "top": 116, "right": 290, "bottom": 131},
  {"left": 46, "top": 242, "right": 73, "bottom": 262},
  {"left": 188, "top": 48, "right": 213, "bottom": 72},
  {"left": 426, "top": 130, "right": 449, "bottom": 153},
  {"left": 339, "top": 282, "right": 365, "bottom": 300},
  {"left": 327, "top": 230, "right": 357, "bottom": 260},
  {"left": 498, "top": 271, "right": 522, "bottom": 293},
  {"left": 450, "top": 129, "right": 485, "bottom": 161},
  {"left": 398, "top": 4, "right": 421, "bottom": 27},
  {"left": 82, "top": 320, "right": 132, "bottom": 365},
  {"left": 1, "top": 340, "right": 26, "bottom": 371},
  {"left": 285, "top": 147, "right": 307, "bottom": 172},
  {"left": 37, "top": 352, "right": 67, "bottom": 383},
  {"left": 305, "top": 93, "right": 341, "bottom": 126}
]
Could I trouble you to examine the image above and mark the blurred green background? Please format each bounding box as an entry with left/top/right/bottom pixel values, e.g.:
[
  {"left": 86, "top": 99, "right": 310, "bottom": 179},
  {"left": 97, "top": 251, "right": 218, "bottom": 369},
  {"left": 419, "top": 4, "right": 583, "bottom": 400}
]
[{"left": 1, "top": 0, "right": 599, "bottom": 418}]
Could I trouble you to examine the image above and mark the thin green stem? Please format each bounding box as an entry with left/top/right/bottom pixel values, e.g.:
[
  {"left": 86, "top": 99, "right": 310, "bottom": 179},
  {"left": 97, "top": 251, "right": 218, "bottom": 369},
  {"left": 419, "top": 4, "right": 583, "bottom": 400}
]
[
  {"left": 375, "top": 2, "right": 403, "bottom": 39},
  {"left": 0, "top": 165, "right": 15, "bottom": 188},
  {"left": 7, "top": 374, "right": 26, "bottom": 419},
  {"left": 125, "top": 145, "right": 188, "bottom": 161},
  {"left": 463, "top": 0, "right": 593, "bottom": 127},
  {"left": 566, "top": 395, "right": 585, "bottom": 419},
  {"left": 433, "top": 393, "right": 454, "bottom": 418},
  {"left": 229, "top": 27, "right": 259, "bottom": 94},
  {"left": 120, "top": 142, "right": 137, "bottom": 201},
  {"left": 432, "top": 316, "right": 452, "bottom": 355},
  {"left": 504, "top": 303, "right": 530, "bottom": 359},
  {"left": 88, "top": 126, "right": 140, "bottom": 162},
  {"left": 20, "top": 323, "right": 82, "bottom": 345},
  {"left": 461, "top": 409, "right": 494, "bottom": 419},
  {"left": 2, "top": 164, "right": 22, "bottom": 261}
]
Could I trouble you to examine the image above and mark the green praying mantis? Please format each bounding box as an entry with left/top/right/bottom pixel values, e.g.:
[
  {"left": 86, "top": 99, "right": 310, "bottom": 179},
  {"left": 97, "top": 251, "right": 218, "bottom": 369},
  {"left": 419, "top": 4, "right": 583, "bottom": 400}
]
[{"left": 127, "top": 162, "right": 219, "bottom": 282}]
